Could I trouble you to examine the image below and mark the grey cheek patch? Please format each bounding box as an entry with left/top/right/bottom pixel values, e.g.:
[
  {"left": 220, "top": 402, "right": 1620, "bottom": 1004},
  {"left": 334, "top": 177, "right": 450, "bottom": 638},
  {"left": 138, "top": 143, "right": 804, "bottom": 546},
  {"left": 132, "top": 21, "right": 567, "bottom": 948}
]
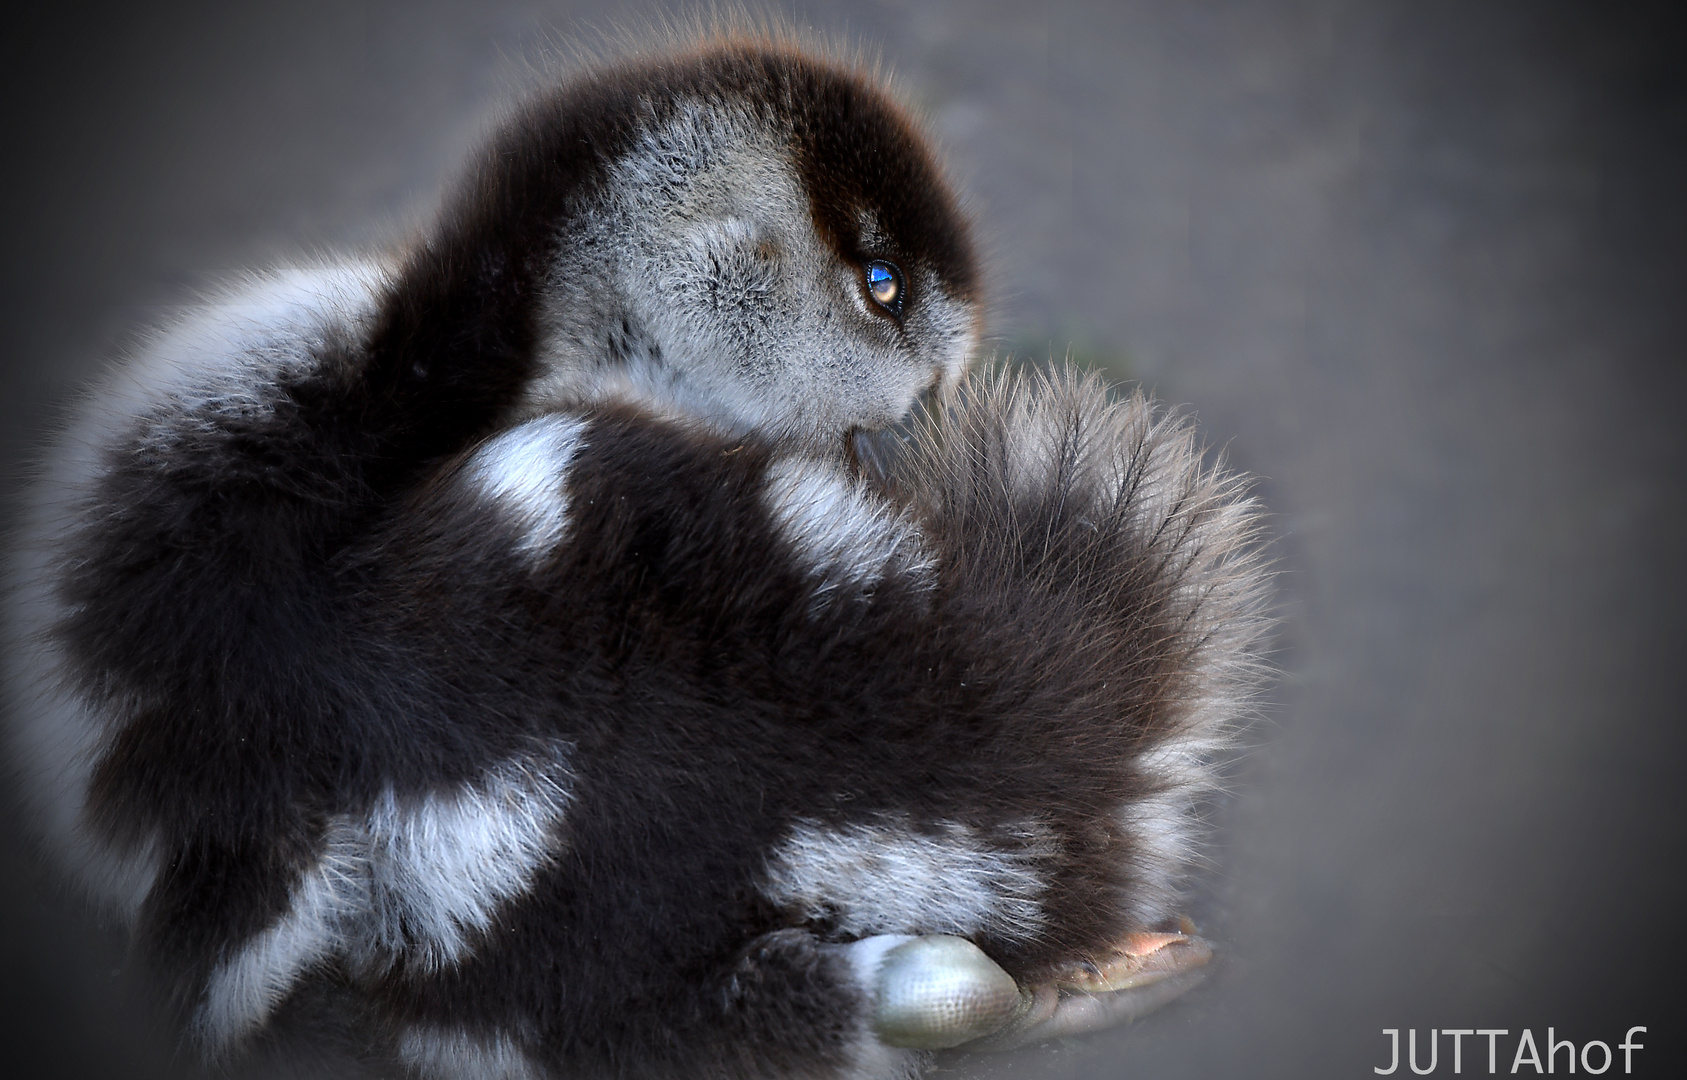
[{"left": 526, "top": 100, "right": 982, "bottom": 450}]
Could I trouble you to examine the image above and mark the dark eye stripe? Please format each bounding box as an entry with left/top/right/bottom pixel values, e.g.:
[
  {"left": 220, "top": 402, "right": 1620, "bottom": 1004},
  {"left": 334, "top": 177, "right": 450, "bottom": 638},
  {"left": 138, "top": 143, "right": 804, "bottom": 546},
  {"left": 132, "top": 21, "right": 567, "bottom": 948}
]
[{"left": 865, "top": 260, "right": 903, "bottom": 314}]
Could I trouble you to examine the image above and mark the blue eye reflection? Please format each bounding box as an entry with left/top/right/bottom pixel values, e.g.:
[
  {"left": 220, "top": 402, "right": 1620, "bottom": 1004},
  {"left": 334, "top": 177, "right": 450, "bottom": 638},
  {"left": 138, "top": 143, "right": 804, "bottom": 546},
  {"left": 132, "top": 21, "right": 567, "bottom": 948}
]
[{"left": 865, "top": 260, "right": 902, "bottom": 312}]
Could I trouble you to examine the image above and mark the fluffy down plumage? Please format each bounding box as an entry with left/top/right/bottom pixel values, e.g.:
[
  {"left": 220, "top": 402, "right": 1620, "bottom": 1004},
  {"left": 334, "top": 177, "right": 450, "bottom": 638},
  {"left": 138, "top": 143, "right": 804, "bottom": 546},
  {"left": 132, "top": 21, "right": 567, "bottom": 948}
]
[{"left": 2, "top": 32, "right": 1270, "bottom": 1080}]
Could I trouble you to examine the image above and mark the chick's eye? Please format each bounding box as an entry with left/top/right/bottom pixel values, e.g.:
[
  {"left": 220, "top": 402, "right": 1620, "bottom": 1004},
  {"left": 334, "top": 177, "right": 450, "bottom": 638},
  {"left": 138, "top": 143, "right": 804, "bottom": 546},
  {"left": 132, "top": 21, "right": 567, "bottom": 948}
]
[{"left": 865, "top": 260, "right": 902, "bottom": 312}]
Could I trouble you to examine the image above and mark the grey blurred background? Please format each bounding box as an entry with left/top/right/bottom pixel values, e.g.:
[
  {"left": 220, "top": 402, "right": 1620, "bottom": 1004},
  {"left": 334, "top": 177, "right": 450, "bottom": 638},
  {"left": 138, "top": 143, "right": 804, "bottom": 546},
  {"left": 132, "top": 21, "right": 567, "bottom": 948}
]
[{"left": 3, "top": 2, "right": 1683, "bottom": 1077}]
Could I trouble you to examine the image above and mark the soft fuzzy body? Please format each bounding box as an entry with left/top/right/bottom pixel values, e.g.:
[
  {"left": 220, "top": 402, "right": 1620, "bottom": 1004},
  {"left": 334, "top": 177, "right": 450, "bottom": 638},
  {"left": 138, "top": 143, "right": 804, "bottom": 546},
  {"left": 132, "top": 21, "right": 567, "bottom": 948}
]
[{"left": 3, "top": 35, "right": 1269, "bottom": 1080}]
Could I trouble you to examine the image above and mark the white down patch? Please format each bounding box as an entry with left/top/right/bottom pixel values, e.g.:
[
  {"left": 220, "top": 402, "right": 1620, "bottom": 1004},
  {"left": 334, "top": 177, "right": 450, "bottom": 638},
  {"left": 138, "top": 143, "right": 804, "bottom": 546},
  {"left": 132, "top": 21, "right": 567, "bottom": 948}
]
[
  {"left": 396, "top": 1027, "right": 543, "bottom": 1080},
  {"left": 3, "top": 261, "right": 391, "bottom": 921},
  {"left": 193, "top": 751, "right": 573, "bottom": 1050},
  {"left": 763, "top": 817, "right": 1052, "bottom": 943},
  {"left": 358, "top": 755, "right": 574, "bottom": 971},
  {"left": 1116, "top": 714, "right": 1234, "bottom": 928},
  {"left": 465, "top": 415, "right": 589, "bottom": 558},
  {"left": 762, "top": 458, "right": 934, "bottom": 605},
  {"left": 1109, "top": 643, "right": 1244, "bottom": 929},
  {"left": 193, "top": 817, "right": 369, "bottom": 1049},
  {"left": 115, "top": 262, "right": 395, "bottom": 458}
]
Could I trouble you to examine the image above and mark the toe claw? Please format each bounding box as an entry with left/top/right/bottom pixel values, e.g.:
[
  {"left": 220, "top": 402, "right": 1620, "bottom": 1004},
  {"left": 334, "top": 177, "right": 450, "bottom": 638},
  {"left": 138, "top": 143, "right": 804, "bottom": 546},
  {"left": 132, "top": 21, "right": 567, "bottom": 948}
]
[{"left": 1055, "top": 931, "right": 1213, "bottom": 993}]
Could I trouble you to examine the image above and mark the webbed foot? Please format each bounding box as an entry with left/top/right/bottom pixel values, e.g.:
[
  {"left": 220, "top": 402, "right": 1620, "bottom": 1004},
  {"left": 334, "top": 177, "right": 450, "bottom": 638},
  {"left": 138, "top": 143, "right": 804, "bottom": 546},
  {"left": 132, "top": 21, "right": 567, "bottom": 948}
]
[
  {"left": 968, "top": 928, "right": 1212, "bottom": 1050},
  {"left": 851, "top": 926, "right": 1211, "bottom": 1053},
  {"left": 856, "top": 935, "right": 1025, "bottom": 1050}
]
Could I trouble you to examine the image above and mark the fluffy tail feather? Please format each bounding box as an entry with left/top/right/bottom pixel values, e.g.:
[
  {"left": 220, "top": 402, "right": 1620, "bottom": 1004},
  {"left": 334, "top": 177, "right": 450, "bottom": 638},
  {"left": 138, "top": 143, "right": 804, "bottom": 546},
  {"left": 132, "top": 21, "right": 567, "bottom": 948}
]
[{"left": 889, "top": 364, "right": 1274, "bottom": 927}]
